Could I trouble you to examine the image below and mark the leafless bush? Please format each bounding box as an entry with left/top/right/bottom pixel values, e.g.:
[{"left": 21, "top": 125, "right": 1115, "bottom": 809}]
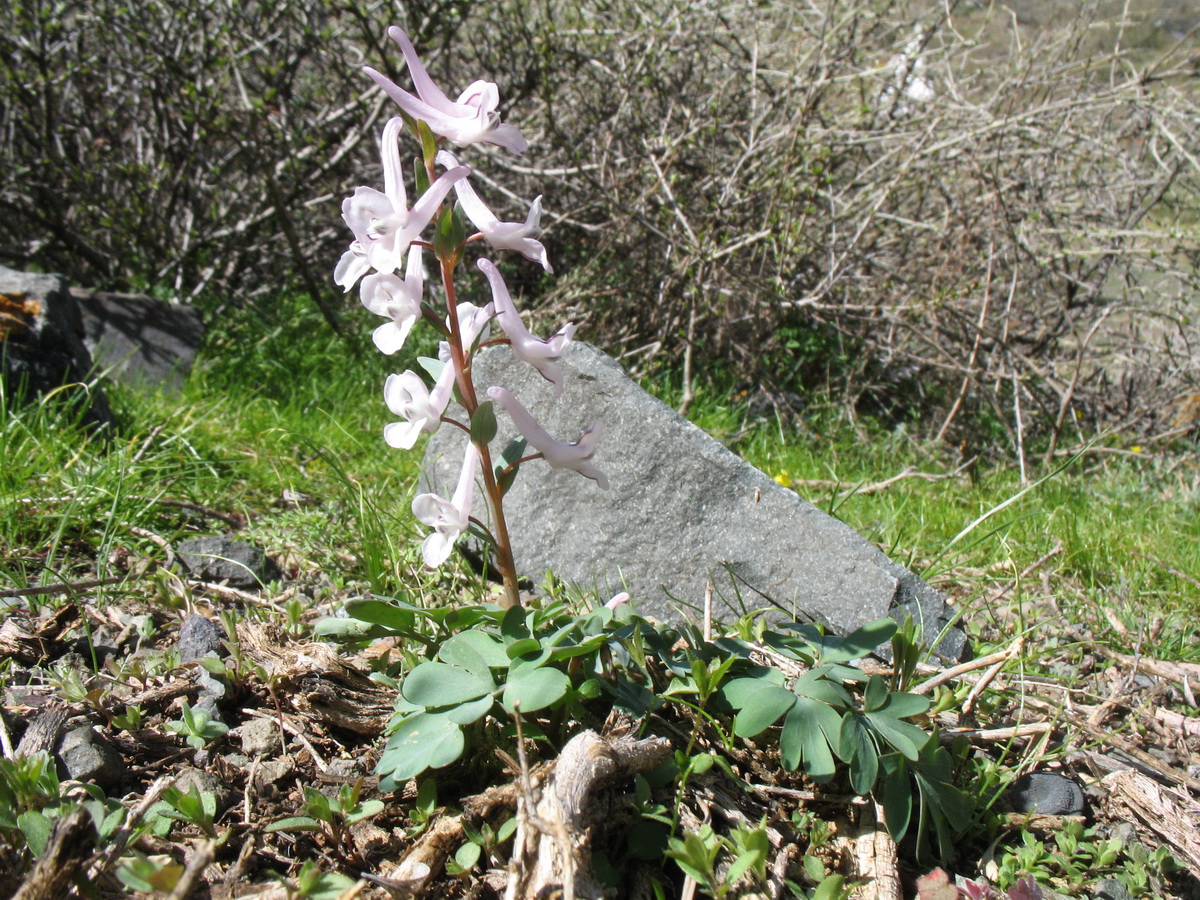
[
  {"left": 3, "top": 0, "right": 1197, "bottom": 452},
  {"left": 0, "top": 0, "right": 476, "bottom": 333},
  {"left": 452, "top": 0, "right": 1200, "bottom": 452}
]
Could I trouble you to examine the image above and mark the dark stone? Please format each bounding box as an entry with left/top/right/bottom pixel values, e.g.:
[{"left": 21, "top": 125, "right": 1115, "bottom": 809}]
[
  {"left": 57, "top": 725, "right": 124, "bottom": 789},
  {"left": 0, "top": 266, "right": 114, "bottom": 430},
  {"left": 71, "top": 287, "right": 204, "bottom": 394},
  {"left": 422, "top": 342, "right": 967, "bottom": 660},
  {"left": 1005, "top": 772, "right": 1085, "bottom": 815},
  {"left": 176, "top": 536, "right": 281, "bottom": 589},
  {"left": 178, "top": 614, "right": 226, "bottom": 662},
  {"left": 1093, "top": 879, "right": 1133, "bottom": 900}
]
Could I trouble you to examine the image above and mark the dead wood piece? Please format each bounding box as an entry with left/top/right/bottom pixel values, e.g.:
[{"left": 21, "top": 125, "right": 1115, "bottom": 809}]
[
  {"left": 1155, "top": 707, "right": 1200, "bottom": 738},
  {"left": 15, "top": 706, "right": 69, "bottom": 756},
  {"left": 850, "top": 802, "right": 901, "bottom": 900},
  {"left": 165, "top": 838, "right": 217, "bottom": 900},
  {"left": 11, "top": 806, "right": 96, "bottom": 900},
  {"left": 507, "top": 730, "right": 673, "bottom": 900},
  {"left": 236, "top": 623, "right": 393, "bottom": 736},
  {"left": 389, "top": 814, "right": 462, "bottom": 893},
  {"left": 0, "top": 603, "right": 85, "bottom": 663},
  {"left": 1102, "top": 769, "right": 1200, "bottom": 878}
]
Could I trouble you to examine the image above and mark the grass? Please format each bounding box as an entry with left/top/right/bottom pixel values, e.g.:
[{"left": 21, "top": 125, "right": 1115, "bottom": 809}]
[{"left": 2, "top": 296, "right": 1199, "bottom": 897}]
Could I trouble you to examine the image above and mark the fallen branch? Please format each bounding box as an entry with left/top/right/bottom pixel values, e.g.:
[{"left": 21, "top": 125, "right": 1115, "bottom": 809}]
[{"left": 505, "top": 730, "right": 673, "bottom": 900}]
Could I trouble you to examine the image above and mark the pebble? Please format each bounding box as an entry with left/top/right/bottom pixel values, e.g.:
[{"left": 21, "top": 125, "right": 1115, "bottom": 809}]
[{"left": 1004, "top": 772, "right": 1085, "bottom": 816}]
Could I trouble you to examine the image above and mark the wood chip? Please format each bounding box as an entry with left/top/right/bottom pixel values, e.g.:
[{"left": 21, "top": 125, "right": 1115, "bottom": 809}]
[{"left": 1102, "top": 769, "right": 1200, "bottom": 878}]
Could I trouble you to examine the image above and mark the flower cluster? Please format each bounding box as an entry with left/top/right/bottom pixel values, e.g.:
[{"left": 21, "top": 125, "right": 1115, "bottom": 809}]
[{"left": 336, "top": 27, "right": 606, "bottom": 604}]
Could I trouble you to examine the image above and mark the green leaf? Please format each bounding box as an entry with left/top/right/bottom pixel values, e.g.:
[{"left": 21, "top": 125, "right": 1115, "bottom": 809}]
[
  {"left": 499, "top": 436, "right": 527, "bottom": 467},
  {"left": 402, "top": 661, "right": 496, "bottom": 707},
  {"left": 433, "top": 203, "right": 467, "bottom": 263},
  {"left": 417, "top": 356, "right": 446, "bottom": 382},
  {"left": 439, "top": 634, "right": 502, "bottom": 677},
  {"left": 863, "top": 675, "right": 889, "bottom": 711},
  {"left": 780, "top": 697, "right": 839, "bottom": 780},
  {"left": 878, "top": 690, "right": 931, "bottom": 719},
  {"left": 445, "top": 695, "right": 494, "bottom": 726},
  {"left": 864, "top": 712, "right": 929, "bottom": 761},
  {"left": 417, "top": 120, "right": 439, "bottom": 168},
  {"left": 17, "top": 810, "right": 53, "bottom": 856},
  {"left": 811, "top": 875, "right": 846, "bottom": 900},
  {"left": 445, "top": 630, "right": 509, "bottom": 669},
  {"left": 378, "top": 713, "right": 465, "bottom": 783},
  {"left": 346, "top": 799, "right": 385, "bottom": 826},
  {"left": 881, "top": 764, "right": 913, "bottom": 841},
  {"left": 732, "top": 684, "right": 795, "bottom": 737},
  {"left": 723, "top": 673, "right": 788, "bottom": 703},
  {"left": 503, "top": 667, "right": 570, "bottom": 714},
  {"left": 500, "top": 606, "right": 530, "bottom": 641},
  {"left": 413, "top": 156, "right": 431, "bottom": 197},
  {"left": 470, "top": 401, "right": 498, "bottom": 445},
  {"left": 793, "top": 670, "right": 854, "bottom": 708},
  {"left": 505, "top": 637, "right": 542, "bottom": 659},
  {"left": 266, "top": 816, "right": 322, "bottom": 833},
  {"left": 343, "top": 598, "right": 418, "bottom": 633},
  {"left": 839, "top": 714, "right": 879, "bottom": 794},
  {"left": 838, "top": 618, "right": 899, "bottom": 660},
  {"left": 454, "top": 840, "right": 482, "bottom": 872}
]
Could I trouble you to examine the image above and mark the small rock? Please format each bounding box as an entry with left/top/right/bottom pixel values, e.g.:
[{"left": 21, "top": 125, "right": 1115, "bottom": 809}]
[
  {"left": 236, "top": 718, "right": 282, "bottom": 758},
  {"left": 57, "top": 725, "right": 125, "bottom": 789},
  {"left": 326, "top": 757, "right": 369, "bottom": 779},
  {"left": 1108, "top": 823, "right": 1138, "bottom": 845},
  {"left": 1093, "top": 878, "right": 1133, "bottom": 900},
  {"left": 172, "top": 766, "right": 232, "bottom": 814},
  {"left": 1004, "top": 772, "right": 1085, "bottom": 816},
  {"left": 176, "top": 537, "right": 281, "bottom": 588},
  {"left": 178, "top": 614, "right": 225, "bottom": 662},
  {"left": 254, "top": 757, "right": 294, "bottom": 786}
]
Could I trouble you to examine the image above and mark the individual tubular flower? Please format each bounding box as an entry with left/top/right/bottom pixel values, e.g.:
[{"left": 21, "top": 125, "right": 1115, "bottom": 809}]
[
  {"left": 487, "top": 386, "right": 608, "bottom": 489},
  {"left": 383, "top": 364, "right": 456, "bottom": 450},
  {"left": 340, "top": 117, "right": 469, "bottom": 279},
  {"left": 447, "top": 300, "right": 494, "bottom": 353},
  {"left": 412, "top": 442, "right": 479, "bottom": 568},
  {"left": 365, "top": 27, "right": 527, "bottom": 154},
  {"left": 437, "top": 151, "right": 552, "bottom": 272},
  {"left": 478, "top": 259, "right": 573, "bottom": 394},
  {"left": 360, "top": 244, "right": 425, "bottom": 355}
]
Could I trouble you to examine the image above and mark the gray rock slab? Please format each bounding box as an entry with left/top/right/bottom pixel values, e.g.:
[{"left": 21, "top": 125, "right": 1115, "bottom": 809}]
[
  {"left": 0, "top": 265, "right": 114, "bottom": 430},
  {"left": 177, "top": 536, "right": 282, "bottom": 589},
  {"left": 72, "top": 287, "right": 204, "bottom": 394},
  {"left": 423, "top": 343, "right": 967, "bottom": 661}
]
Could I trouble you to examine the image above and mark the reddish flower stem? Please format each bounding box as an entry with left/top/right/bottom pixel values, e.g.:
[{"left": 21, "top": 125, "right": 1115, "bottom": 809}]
[{"left": 440, "top": 256, "right": 522, "bottom": 609}]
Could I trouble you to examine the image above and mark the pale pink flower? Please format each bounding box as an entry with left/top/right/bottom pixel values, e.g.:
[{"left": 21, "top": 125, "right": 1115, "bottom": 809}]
[
  {"left": 360, "top": 244, "right": 426, "bottom": 355},
  {"left": 340, "top": 117, "right": 469, "bottom": 278},
  {"left": 437, "top": 151, "right": 552, "bottom": 272},
  {"left": 412, "top": 442, "right": 480, "bottom": 568},
  {"left": 382, "top": 365, "right": 456, "bottom": 450},
  {"left": 478, "top": 259, "right": 573, "bottom": 394},
  {"left": 365, "top": 27, "right": 527, "bottom": 154},
  {"left": 446, "top": 300, "right": 494, "bottom": 353},
  {"left": 487, "top": 386, "right": 608, "bottom": 489}
]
